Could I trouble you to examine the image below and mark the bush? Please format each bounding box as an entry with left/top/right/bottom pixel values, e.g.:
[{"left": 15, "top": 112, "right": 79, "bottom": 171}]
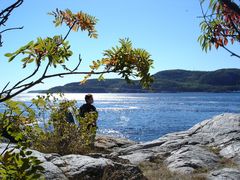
[
  {"left": 29, "top": 94, "right": 99, "bottom": 155},
  {"left": 0, "top": 93, "right": 99, "bottom": 179},
  {"left": 0, "top": 99, "right": 45, "bottom": 179}
]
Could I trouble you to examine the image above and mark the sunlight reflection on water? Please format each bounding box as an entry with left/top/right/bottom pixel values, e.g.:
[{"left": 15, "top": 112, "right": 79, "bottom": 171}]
[{"left": 12, "top": 92, "right": 240, "bottom": 142}]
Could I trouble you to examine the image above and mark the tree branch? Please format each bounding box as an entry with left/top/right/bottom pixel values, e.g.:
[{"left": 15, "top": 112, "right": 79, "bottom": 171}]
[
  {"left": 1, "top": 82, "right": 10, "bottom": 94},
  {"left": 222, "top": 45, "right": 240, "bottom": 58},
  {"left": 61, "top": 54, "right": 82, "bottom": 72},
  {"left": 220, "top": 0, "right": 240, "bottom": 16},
  {"left": 0, "top": 69, "right": 114, "bottom": 103},
  {"left": 0, "top": 26, "right": 23, "bottom": 34},
  {"left": 2, "top": 58, "right": 42, "bottom": 97},
  {"left": 62, "top": 20, "right": 77, "bottom": 42},
  {"left": 0, "top": 0, "right": 23, "bottom": 26},
  {"left": 199, "top": 1, "right": 240, "bottom": 59},
  {"left": 0, "top": 1, "right": 24, "bottom": 46},
  {"left": 0, "top": 6, "right": 106, "bottom": 103},
  {"left": 44, "top": 70, "right": 114, "bottom": 79},
  {"left": 0, "top": 141, "right": 11, "bottom": 156},
  {"left": 42, "top": 61, "right": 51, "bottom": 77}
]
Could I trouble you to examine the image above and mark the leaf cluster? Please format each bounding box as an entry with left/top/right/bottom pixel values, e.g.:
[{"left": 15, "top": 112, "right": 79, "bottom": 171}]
[
  {"left": 84, "top": 38, "right": 154, "bottom": 88},
  {"left": 199, "top": 0, "right": 240, "bottom": 53},
  {"left": 0, "top": 99, "right": 44, "bottom": 179},
  {"left": 5, "top": 36, "right": 72, "bottom": 68},
  {"left": 0, "top": 146, "right": 44, "bottom": 180},
  {"left": 49, "top": 9, "right": 98, "bottom": 38}
]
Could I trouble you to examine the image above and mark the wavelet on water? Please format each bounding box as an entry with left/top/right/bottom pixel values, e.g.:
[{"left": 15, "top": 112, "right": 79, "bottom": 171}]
[{"left": 13, "top": 92, "right": 240, "bottom": 142}]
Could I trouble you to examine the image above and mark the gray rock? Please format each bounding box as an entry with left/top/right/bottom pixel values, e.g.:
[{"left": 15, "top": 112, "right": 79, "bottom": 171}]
[
  {"left": 188, "top": 113, "right": 240, "bottom": 147},
  {"left": 57, "top": 155, "right": 113, "bottom": 179},
  {"left": 220, "top": 142, "right": 240, "bottom": 165},
  {"left": 119, "top": 151, "right": 154, "bottom": 165},
  {"left": 116, "top": 113, "right": 240, "bottom": 175},
  {"left": 0, "top": 142, "right": 146, "bottom": 179},
  {"left": 208, "top": 168, "right": 240, "bottom": 180},
  {"left": 56, "top": 154, "right": 146, "bottom": 180},
  {"left": 94, "top": 135, "right": 136, "bottom": 152},
  {"left": 42, "top": 161, "right": 68, "bottom": 180},
  {"left": 165, "top": 145, "right": 220, "bottom": 174}
]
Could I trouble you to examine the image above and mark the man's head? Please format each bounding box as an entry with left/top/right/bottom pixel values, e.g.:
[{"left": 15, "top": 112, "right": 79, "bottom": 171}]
[{"left": 85, "top": 94, "right": 94, "bottom": 104}]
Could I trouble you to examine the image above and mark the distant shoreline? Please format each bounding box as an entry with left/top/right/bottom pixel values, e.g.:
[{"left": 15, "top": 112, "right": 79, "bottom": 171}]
[
  {"left": 28, "top": 91, "right": 240, "bottom": 94},
  {"left": 28, "top": 68, "right": 240, "bottom": 94}
]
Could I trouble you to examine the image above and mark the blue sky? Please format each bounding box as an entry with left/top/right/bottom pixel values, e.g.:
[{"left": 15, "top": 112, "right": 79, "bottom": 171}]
[{"left": 1, "top": 0, "right": 240, "bottom": 90}]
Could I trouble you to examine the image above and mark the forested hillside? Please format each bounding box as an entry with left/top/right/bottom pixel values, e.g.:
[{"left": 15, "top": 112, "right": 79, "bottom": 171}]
[{"left": 30, "top": 69, "right": 240, "bottom": 93}]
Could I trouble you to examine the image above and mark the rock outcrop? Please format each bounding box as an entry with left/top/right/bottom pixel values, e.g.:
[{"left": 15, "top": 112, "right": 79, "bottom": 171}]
[
  {"left": 1, "top": 113, "right": 240, "bottom": 179},
  {"left": 115, "top": 113, "right": 240, "bottom": 179},
  {"left": 0, "top": 142, "right": 145, "bottom": 180}
]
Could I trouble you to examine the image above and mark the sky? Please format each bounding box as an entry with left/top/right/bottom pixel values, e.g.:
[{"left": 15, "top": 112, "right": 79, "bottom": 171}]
[{"left": 1, "top": 0, "right": 240, "bottom": 91}]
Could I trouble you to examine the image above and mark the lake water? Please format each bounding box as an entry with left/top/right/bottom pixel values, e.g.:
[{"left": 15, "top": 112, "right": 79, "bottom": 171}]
[{"left": 10, "top": 93, "right": 240, "bottom": 142}]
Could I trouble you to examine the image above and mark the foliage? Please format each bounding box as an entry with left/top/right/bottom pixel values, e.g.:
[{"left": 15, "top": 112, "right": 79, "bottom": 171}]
[
  {"left": 29, "top": 94, "right": 99, "bottom": 155},
  {"left": 198, "top": 0, "right": 240, "bottom": 58},
  {"left": 0, "top": 3, "right": 154, "bottom": 179},
  {"left": 1, "top": 8, "right": 153, "bottom": 103},
  {"left": 0, "top": 99, "right": 45, "bottom": 179},
  {"left": 83, "top": 38, "right": 154, "bottom": 88},
  {"left": 0, "top": 99, "right": 37, "bottom": 145},
  {"left": 0, "top": 146, "right": 44, "bottom": 180},
  {"left": 5, "top": 36, "right": 73, "bottom": 68},
  {"left": 49, "top": 9, "right": 98, "bottom": 38},
  {"left": 79, "top": 112, "right": 98, "bottom": 147}
]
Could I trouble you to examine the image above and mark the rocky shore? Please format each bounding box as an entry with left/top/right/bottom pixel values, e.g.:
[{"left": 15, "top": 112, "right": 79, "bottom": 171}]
[{"left": 1, "top": 113, "right": 240, "bottom": 179}]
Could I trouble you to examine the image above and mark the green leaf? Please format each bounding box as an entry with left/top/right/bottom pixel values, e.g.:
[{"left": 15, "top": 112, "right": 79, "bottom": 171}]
[
  {"left": 5, "top": 53, "right": 13, "bottom": 57},
  {"left": 25, "top": 151, "right": 32, "bottom": 156},
  {"left": 8, "top": 55, "right": 17, "bottom": 62},
  {"left": 98, "top": 74, "right": 104, "bottom": 81}
]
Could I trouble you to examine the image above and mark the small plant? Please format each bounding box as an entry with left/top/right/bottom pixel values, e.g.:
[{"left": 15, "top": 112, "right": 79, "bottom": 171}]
[{"left": 206, "top": 146, "right": 221, "bottom": 155}]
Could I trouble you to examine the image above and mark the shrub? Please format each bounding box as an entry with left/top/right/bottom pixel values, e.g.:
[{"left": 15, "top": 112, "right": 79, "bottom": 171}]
[
  {"left": 0, "top": 99, "right": 45, "bottom": 179},
  {"left": 29, "top": 94, "right": 99, "bottom": 155}
]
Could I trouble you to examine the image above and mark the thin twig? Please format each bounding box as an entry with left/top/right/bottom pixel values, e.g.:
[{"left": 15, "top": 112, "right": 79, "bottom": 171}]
[
  {"left": 42, "top": 61, "right": 51, "bottom": 77},
  {"left": 0, "top": 26, "right": 23, "bottom": 34},
  {"left": 62, "top": 21, "right": 77, "bottom": 42},
  {"left": 5, "top": 59, "right": 41, "bottom": 96},
  {"left": 61, "top": 54, "right": 82, "bottom": 72},
  {"left": 44, "top": 70, "right": 114, "bottom": 79},
  {"left": 0, "top": 141, "right": 11, "bottom": 156},
  {"left": 1, "top": 82, "right": 10, "bottom": 94},
  {"left": 0, "top": 0, "right": 24, "bottom": 26},
  {"left": 222, "top": 45, "right": 240, "bottom": 58},
  {"left": 72, "top": 54, "right": 82, "bottom": 72}
]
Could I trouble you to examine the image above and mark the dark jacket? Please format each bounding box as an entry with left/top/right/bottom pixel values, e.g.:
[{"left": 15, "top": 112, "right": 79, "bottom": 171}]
[
  {"left": 65, "top": 111, "right": 75, "bottom": 124},
  {"left": 79, "top": 104, "right": 97, "bottom": 117}
]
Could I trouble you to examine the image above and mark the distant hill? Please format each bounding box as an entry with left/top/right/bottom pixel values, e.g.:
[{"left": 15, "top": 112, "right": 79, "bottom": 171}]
[{"left": 29, "top": 69, "right": 240, "bottom": 93}]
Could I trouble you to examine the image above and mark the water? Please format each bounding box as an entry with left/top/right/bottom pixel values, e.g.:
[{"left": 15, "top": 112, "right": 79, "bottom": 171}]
[{"left": 8, "top": 93, "right": 240, "bottom": 142}]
